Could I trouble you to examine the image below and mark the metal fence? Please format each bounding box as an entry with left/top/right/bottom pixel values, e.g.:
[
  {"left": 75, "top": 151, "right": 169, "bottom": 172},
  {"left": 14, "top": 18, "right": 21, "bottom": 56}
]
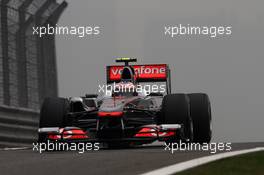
[{"left": 0, "top": 0, "right": 67, "bottom": 110}]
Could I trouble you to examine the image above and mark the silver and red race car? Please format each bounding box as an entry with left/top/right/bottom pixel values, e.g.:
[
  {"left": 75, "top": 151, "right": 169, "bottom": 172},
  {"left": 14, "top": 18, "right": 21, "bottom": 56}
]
[{"left": 38, "top": 58, "right": 212, "bottom": 148}]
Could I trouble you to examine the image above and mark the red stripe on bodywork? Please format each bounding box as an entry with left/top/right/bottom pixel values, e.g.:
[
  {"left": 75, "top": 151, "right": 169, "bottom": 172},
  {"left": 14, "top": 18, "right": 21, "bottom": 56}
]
[
  {"left": 134, "top": 127, "right": 176, "bottom": 138},
  {"left": 98, "top": 111, "right": 123, "bottom": 117}
]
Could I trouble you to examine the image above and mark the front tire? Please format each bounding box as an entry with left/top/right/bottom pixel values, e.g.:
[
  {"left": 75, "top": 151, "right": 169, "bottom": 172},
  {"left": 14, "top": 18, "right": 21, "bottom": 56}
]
[
  {"left": 38, "top": 97, "right": 69, "bottom": 142},
  {"left": 161, "top": 94, "right": 193, "bottom": 143}
]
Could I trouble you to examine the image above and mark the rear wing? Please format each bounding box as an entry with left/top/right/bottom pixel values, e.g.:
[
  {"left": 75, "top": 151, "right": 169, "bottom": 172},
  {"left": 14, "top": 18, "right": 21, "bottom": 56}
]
[{"left": 106, "top": 64, "right": 171, "bottom": 94}]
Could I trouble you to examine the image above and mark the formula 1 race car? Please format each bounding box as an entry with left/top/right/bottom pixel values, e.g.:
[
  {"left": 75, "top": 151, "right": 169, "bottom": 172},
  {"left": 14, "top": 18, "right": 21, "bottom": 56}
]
[{"left": 38, "top": 58, "right": 212, "bottom": 148}]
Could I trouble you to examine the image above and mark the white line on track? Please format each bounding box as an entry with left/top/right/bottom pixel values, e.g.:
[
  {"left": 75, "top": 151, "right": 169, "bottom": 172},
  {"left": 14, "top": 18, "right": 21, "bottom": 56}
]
[{"left": 141, "top": 147, "right": 264, "bottom": 175}]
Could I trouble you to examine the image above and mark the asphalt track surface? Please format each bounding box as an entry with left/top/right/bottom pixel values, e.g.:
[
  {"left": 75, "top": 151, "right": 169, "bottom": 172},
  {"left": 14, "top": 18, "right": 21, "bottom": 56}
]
[{"left": 0, "top": 142, "right": 263, "bottom": 175}]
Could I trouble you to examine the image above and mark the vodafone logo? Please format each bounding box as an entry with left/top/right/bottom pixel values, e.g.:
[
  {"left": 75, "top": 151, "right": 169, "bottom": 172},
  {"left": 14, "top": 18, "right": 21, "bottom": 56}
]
[{"left": 108, "top": 64, "right": 167, "bottom": 81}]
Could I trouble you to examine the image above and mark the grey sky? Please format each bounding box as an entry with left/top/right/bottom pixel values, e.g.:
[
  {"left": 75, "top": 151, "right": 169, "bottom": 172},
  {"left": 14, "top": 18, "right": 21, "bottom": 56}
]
[{"left": 56, "top": 0, "right": 264, "bottom": 142}]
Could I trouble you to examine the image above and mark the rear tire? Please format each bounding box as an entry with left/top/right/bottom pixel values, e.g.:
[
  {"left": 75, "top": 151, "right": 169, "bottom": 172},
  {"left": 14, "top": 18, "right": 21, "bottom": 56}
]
[
  {"left": 188, "top": 93, "right": 212, "bottom": 143},
  {"left": 161, "top": 94, "right": 193, "bottom": 143}
]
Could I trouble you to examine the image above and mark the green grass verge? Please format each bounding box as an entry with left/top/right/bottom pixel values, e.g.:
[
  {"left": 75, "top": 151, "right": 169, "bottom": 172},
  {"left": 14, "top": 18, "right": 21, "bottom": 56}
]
[{"left": 176, "top": 151, "right": 264, "bottom": 175}]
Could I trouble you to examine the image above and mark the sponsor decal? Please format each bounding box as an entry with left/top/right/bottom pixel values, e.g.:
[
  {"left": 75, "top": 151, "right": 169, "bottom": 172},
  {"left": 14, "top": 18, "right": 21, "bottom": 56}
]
[{"left": 107, "top": 64, "right": 167, "bottom": 81}]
